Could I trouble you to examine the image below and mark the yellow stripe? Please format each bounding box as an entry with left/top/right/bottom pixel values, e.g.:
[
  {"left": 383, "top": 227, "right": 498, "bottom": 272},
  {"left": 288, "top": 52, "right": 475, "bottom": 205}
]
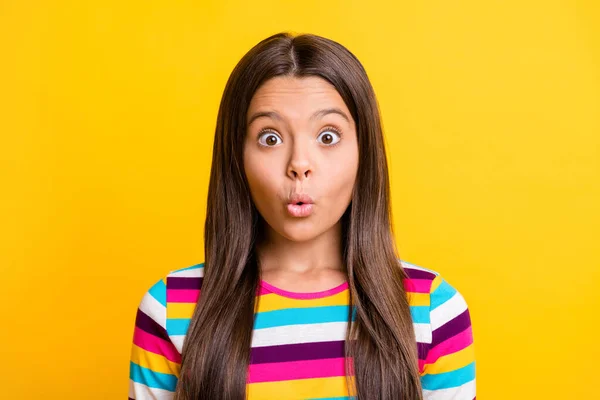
[
  {"left": 407, "top": 291, "right": 430, "bottom": 306},
  {"left": 247, "top": 376, "right": 351, "bottom": 399},
  {"left": 429, "top": 275, "right": 443, "bottom": 292},
  {"left": 130, "top": 343, "right": 181, "bottom": 376},
  {"left": 167, "top": 287, "right": 426, "bottom": 315},
  {"left": 167, "top": 302, "right": 196, "bottom": 319},
  {"left": 256, "top": 290, "right": 350, "bottom": 313},
  {"left": 423, "top": 343, "right": 475, "bottom": 374}
]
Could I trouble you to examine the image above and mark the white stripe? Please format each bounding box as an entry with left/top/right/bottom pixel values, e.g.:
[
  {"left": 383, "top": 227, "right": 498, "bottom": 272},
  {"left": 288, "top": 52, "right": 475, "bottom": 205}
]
[
  {"left": 129, "top": 379, "right": 175, "bottom": 399},
  {"left": 170, "top": 335, "right": 185, "bottom": 353},
  {"left": 430, "top": 292, "right": 468, "bottom": 331},
  {"left": 422, "top": 378, "right": 476, "bottom": 399},
  {"left": 251, "top": 321, "right": 348, "bottom": 347},
  {"left": 168, "top": 267, "right": 204, "bottom": 278},
  {"left": 139, "top": 291, "right": 167, "bottom": 330},
  {"left": 413, "top": 322, "right": 432, "bottom": 343}
]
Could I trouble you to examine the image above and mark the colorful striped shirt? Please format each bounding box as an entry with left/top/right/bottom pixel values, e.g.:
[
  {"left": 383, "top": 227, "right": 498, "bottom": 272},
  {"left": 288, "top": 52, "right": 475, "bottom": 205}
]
[{"left": 129, "top": 260, "right": 476, "bottom": 399}]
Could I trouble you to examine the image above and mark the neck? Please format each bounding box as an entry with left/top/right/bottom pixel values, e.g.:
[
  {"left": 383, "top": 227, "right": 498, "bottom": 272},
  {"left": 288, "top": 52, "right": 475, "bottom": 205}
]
[{"left": 256, "top": 220, "right": 346, "bottom": 277}]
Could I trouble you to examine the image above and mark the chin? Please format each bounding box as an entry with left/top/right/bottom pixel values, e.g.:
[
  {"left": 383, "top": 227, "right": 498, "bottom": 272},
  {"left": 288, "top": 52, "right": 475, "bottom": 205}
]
[{"left": 279, "top": 221, "right": 322, "bottom": 242}]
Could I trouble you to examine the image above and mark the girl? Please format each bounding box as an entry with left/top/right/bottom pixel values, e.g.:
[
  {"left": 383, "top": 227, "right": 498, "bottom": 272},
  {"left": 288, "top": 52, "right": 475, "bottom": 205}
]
[{"left": 129, "top": 32, "right": 476, "bottom": 400}]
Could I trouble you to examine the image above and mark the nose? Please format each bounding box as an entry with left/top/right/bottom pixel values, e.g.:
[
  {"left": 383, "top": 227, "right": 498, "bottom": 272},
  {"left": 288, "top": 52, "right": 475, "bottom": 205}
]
[
  {"left": 289, "top": 167, "right": 310, "bottom": 180},
  {"left": 287, "top": 139, "right": 312, "bottom": 181}
]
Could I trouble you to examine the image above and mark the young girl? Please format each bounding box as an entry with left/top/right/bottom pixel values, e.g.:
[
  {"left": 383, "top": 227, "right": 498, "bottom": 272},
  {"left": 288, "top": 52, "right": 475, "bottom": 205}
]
[{"left": 128, "top": 32, "right": 476, "bottom": 400}]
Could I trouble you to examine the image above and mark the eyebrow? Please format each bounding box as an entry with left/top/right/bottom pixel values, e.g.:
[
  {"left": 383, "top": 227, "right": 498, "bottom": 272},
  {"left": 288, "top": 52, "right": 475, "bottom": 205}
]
[{"left": 247, "top": 107, "right": 350, "bottom": 126}]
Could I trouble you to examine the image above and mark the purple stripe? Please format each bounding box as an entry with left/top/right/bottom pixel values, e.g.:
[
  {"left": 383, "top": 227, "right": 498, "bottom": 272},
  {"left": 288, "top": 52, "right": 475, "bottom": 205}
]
[
  {"left": 135, "top": 308, "right": 171, "bottom": 343},
  {"left": 167, "top": 277, "right": 203, "bottom": 290},
  {"left": 417, "top": 341, "right": 429, "bottom": 360},
  {"left": 250, "top": 340, "right": 345, "bottom": 364},
  {"left": 431, "top": 309, "right": 472, "bottom": 347},
  {"left": 403, "top": 267, "right": 436, "bottom": 280}
]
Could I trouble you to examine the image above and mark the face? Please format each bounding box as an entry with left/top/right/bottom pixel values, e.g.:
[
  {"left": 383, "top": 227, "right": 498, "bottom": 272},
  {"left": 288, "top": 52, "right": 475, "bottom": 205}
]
[{"left": 243, "top": 75, "right": 359, "bottom": 243}]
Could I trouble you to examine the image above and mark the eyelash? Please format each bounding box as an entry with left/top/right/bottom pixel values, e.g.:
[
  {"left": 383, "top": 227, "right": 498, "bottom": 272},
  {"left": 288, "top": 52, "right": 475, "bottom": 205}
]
[{"left": 257, "top": 125, "right": 343, "bottom": 148}]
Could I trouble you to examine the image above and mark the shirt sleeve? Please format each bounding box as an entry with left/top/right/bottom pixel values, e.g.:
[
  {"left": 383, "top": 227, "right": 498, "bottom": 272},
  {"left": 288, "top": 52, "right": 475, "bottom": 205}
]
[
  {"left": 128, "top": 276, "right": 181, "bottom": 399},
  {"left": 420, "top": 275, "right": 476, "bottom": 399}
]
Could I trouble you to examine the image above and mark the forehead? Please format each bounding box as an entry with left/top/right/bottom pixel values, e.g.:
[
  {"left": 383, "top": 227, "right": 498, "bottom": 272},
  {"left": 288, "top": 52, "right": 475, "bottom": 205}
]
[{"left": 247, "top": 76, "right": 349, "bottom": 119}]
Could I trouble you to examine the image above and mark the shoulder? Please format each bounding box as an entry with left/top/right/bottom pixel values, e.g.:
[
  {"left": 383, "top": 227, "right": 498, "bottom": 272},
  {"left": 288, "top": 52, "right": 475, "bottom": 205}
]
[
  {"left": 139, "top": 262, "right": 205, "bottom": 307},
  {"left": 399, "top": 259, "right": 472, "bottom": 339},
  {"left": 165, "top": 262, "right": 205, "bottom": 289},
  {"left": 137, "top": 262, "right": 206, "bottom": 352},
  {"left": 400, "top": 259, "right": 440, "bottom": 283},
  {"left": 399, "top": 259, "right": 469, "bottom": 311}
]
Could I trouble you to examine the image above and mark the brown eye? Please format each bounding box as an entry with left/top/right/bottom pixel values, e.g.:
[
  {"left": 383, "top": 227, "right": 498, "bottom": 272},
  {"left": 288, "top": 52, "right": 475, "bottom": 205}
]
[
  {"left": 317, "top": 129, "right": 341, "bottom": 146},
  {"left": 258, "top": 132, "right": 282, "bottom": 147}
]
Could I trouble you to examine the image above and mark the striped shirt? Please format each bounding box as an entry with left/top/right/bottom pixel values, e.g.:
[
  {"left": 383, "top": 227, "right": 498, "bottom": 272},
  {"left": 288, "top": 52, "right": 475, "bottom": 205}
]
[{"left": 129, "top": 260, "right": 476, "bottom": 399}]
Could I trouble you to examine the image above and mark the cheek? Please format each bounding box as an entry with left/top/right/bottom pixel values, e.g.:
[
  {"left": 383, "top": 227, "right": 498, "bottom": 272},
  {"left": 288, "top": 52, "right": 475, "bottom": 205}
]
[
  {"left": 328, "top": 156, "right": 358, "bottom": 195},
  {"left": 244, "top": 154, "right": 278, "bottom": 202}
]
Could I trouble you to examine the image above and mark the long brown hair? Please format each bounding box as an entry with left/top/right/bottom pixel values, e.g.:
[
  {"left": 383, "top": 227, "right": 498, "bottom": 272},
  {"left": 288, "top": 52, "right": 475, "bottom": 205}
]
[{"left": 174, "top": 32, "right": 423, "bottom": 400}]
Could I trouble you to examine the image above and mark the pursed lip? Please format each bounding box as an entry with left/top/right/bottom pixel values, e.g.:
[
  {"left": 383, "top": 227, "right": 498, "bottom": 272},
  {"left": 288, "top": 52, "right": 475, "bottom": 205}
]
[{"left": 287, "top": 193, "right": 314, "bottom": 205}]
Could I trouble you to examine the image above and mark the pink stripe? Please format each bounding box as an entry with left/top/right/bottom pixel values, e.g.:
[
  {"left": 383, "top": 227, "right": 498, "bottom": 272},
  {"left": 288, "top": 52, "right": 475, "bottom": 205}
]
[
  {"left": 403, "top": 278, "right": 432, "bottom": 293},
  {"left": 424, "top": 326, "right": 473, "bottom": 365},
  {"left": 248, "top": 357, "right": 346, "bottom": 383},
  {"left": 259, "top": 280, "right": 348, "bottom": 299},
  {"left": 418, "top": 359, "right": 426, "bottom": 374},
  {"left": 133, "top": 326, "right": 182, "bottom": 364},
  {"left": 257, "top": 285, "right": 271, "bottom": 296},
  {"left": 167, "top": 288, "right": 200, "bottom": 303}
]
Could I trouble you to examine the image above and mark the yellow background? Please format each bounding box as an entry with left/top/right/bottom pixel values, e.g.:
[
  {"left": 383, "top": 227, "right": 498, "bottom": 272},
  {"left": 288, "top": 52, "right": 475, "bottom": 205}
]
[{"left": 1, "top": 1, "right": 599, "bottom": 398}]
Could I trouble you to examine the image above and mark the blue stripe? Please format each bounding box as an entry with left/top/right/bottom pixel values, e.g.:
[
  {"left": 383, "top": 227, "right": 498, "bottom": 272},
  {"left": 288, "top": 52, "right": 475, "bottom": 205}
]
[
  {"left": 148, "top": 279, "right": 167, "bottom": 307},
  {"left": 429, "top": 279, "right": 457, "bottom": 310},
  {"left": 167, "top": 318, "right": 191, "bottom": 336},
  {"left": 421, "top": 361, "right": 476, "bottom": 390},
  {"left": 130, "top": 361, "right": 178, "bottom": 391},
  {"left": 254, "top": 306, "right": 350, "bottom": 330},
  {"left": 409, "top": 305, "right": 429, "bottom": 324}
]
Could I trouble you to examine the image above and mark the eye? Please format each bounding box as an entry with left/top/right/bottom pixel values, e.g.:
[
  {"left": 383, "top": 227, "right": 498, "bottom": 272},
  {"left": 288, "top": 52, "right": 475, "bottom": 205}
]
[
  {"left": 257, "top": 126, "right": 342, "bottom": 147},
  {"left": 317, "top": 127, "right": 342, "bottom": 146},
  {"left": 257, "top": 131, "right": 282, "bottom": 147}
]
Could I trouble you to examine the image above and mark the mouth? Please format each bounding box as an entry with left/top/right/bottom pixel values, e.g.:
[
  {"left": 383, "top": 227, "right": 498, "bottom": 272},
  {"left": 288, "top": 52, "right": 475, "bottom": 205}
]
[
  {"left": 286, "top": 193, "right": 314, "bottom": 217},
  {"left": 286, "top": 202, "right": 314, "bottom": 217},
  {"left": 288, "top": 193, "right": 314, "bottom": 205}
]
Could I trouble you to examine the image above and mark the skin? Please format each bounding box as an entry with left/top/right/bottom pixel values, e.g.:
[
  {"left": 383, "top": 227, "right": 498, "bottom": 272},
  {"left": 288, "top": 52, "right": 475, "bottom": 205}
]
[{"left": 244, "top": 75, "right": 359, "bottom": 292}]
